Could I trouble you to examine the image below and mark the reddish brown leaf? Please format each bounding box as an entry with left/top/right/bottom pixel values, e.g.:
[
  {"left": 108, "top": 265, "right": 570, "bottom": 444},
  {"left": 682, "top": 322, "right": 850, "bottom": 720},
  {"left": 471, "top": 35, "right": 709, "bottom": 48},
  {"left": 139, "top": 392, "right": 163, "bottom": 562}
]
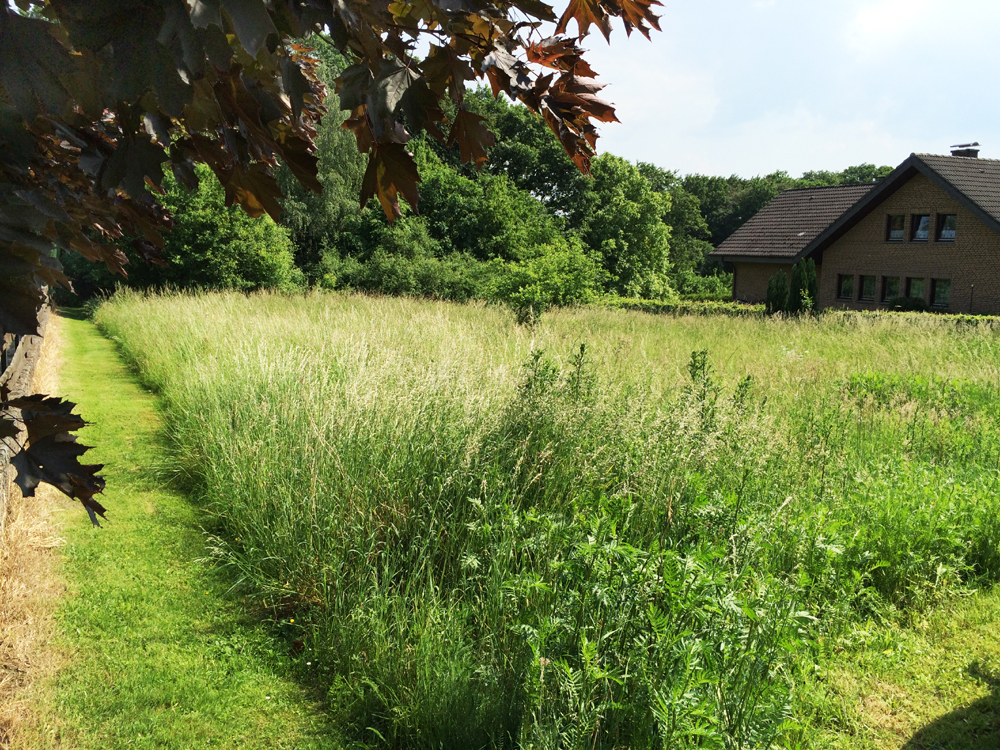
[
  {"left": 422, "top": 44, "right": 474, "bottom": 104},
  {"left": 221, "top": 162, "right": 283, "bottom": 221},
  {"left": 446, "top": 109, "right": 494, "bottom": 168},
  {"left": 342, "top": 105, "right": 375, "bottom": 153},
  {"left": 360, "top": 142, "right": 420, "bottom": 220},
  {"left": 615, "top": 0, "right": 662, "bottom": 38},
  {"left": 556, "top": 0, "right": 612, "bottom": 40}
]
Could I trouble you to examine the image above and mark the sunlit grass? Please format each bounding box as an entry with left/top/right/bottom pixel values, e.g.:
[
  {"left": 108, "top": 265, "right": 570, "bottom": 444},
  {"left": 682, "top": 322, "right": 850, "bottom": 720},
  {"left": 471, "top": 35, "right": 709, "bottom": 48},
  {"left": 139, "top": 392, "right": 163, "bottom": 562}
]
[
  {"left": 24, "top": 314, "right": 340, "bottom": 749},
  {"left": 93, "top": 290, "right": 1000, "bottom": 749}
]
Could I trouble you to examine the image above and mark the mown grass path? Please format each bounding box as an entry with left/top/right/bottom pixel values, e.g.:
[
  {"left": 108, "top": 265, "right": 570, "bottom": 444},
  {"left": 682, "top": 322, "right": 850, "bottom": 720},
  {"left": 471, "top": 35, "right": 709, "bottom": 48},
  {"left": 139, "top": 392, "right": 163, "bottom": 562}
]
[{"left": 26, "top": 315, "right": 339, "bottom": 749}]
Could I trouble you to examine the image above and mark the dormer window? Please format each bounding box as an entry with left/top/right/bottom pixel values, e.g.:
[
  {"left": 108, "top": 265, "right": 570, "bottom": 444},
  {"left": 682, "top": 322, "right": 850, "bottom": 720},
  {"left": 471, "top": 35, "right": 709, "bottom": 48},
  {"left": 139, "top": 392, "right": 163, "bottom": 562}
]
[
  {"left": 886, "top": 214, "right": 904, "bottom": 242},
  {"left": 911, "top": 214, "right": 930, "bottom": 241},
  {"left": 937, "top": 214, "right": 957, "bottom": 241}
]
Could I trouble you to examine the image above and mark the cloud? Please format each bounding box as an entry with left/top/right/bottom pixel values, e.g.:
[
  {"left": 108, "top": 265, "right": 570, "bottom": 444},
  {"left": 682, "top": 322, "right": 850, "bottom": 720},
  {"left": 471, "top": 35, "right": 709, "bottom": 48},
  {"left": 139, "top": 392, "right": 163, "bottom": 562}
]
[{"left": 851, "top": 0, "right": 934, "bottom": 48}]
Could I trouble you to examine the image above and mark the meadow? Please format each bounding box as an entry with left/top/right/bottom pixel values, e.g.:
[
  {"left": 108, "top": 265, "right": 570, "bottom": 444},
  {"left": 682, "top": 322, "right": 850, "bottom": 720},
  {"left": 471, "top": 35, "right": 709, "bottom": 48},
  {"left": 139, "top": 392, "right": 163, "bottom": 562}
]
[{"left": 93, "top": 291, "right": 1000, "bottom": 749}]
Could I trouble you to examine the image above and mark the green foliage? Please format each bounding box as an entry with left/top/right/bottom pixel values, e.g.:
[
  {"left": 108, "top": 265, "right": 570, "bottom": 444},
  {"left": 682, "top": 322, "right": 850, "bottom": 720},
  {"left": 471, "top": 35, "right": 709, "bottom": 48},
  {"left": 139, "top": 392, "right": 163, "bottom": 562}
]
[
  {"left": 331, "top": 250, "right": 491, "bottom": 303},
  {"left": 674, "top": 270, "right": 733, "bottom": 300},
  {"left": 603, "top": 297, "right": 764, "bottom": 317},
  {"left": 800, "top": 163, "right": 894, "bottom": 186},
  {"left": 767, "top": 260, "right": 817, "bottom": 315},
  {"left": 787, "top": 258, "right": 818, "bottom": 314},
  {"left": 766, "top": 270, "right": 790, "bottom": 314},
  {"left": 487, "top": 239, "right": 606, "bottom": 323},
  {"left": 586, "top": 155, "right": 675, "bottom": 299},
  {"left": 61, "top": 165, "right": 302, "bottom": 299},
  {"left": 467, "top": 89, "right": 594, "bottom": 230}
]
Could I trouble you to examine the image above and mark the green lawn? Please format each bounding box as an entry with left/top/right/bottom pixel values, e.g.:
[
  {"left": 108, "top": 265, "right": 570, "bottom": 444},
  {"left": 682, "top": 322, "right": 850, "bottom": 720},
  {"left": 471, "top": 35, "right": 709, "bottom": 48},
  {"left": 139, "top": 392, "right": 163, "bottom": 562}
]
[
  {"left": 793, "top": 587, "right": 1000, "bottom": 749},
  {"left": 24, "top": 313, "right": 341, "bottom": 749}
]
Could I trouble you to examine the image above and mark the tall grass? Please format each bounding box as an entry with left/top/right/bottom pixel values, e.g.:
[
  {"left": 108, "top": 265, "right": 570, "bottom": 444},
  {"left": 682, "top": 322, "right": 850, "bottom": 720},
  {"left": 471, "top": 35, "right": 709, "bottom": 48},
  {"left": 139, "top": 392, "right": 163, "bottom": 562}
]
[{"left": 94, "top": 291, "right": 1000, "bottom": 749}]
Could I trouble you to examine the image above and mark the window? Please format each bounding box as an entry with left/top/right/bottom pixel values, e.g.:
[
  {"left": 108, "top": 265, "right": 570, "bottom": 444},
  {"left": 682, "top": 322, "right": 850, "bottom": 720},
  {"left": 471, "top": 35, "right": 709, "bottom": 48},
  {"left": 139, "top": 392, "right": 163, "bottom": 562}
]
[
  {"left": 886, "top": 214, "right": 905, "bottom": 241},
  {"left": 911, "top": 214, "right": 930, "bottom": 241},
  {"left": 882, "top": 276, "right": 900, "bottom": 301},
  {"left": 837, "top": 274, "right": 854, "bottom": 300},
  {"left": 907, "top": 277, "right": 925, "bottom": 299},
  {"left": 937, "top": 214, "right": 957, "bottom": 241},
  {"left": 931, "top": 279, "right": 951, "bottom": 308},
  {"left": 860, "top": 275, "right": 876, "bottom": 301}
]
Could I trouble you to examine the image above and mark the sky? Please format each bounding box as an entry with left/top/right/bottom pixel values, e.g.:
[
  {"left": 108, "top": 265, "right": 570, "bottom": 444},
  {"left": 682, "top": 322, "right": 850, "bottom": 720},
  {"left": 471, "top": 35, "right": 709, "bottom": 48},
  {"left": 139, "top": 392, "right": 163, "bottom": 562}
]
[{"left": 580, "top": 0, "right": 1000, "bottom": 178}]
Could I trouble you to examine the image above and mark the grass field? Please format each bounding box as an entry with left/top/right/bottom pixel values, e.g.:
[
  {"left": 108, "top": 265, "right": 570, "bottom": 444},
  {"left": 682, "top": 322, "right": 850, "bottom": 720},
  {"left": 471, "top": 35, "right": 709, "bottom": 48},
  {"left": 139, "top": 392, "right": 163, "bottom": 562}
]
[
  {"left": 91, "top": 290, "right": 1000, "bottom": 749},
  {"left": 23, "top": 313, "right": 339, "bottom": 749}
]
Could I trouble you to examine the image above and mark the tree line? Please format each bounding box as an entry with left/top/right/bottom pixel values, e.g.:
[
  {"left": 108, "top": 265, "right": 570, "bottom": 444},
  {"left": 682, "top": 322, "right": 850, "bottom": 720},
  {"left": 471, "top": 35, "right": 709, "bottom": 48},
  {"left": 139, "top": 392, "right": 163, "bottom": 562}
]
[{"left": 63, "top": 41, "right": 893, "bottom": 314}]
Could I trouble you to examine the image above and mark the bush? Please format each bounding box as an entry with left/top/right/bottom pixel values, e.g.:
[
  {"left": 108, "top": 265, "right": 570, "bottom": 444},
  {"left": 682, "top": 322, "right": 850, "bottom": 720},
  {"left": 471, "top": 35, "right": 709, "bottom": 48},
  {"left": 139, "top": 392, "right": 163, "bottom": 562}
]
[
  {"left": 488, "top": 239, "right": 607, "bottom": 323},
  {"left": 675, "top": 269, "right": 733, "bottom": 301},
  {"left": 57, "top": 165, "right": 302, "bottom": 301},
  {"left": 886, "top": 295, "right": 929, "bottom": 312},
  {"left": 329, "top": 251, "right": 491, "bottom": 303},
  {"left": 603, "top": 297, "right": 764, "bottom": 317},
  {"left": 765, "top": 270, "right": 789, "bottom": 314},
  {"left": 787, "top": 258, "right": 818, "bottom": 313}
]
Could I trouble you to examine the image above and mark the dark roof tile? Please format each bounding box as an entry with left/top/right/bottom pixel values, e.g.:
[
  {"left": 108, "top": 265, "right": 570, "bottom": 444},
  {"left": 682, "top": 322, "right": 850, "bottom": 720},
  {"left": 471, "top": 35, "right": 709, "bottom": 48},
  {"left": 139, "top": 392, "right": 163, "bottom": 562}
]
[
  {"left": 710, "top": 184, "right": 875, "bottom": 260},
  {"left": 915, "top": 153, "right": 1000, "bottom": 225}
]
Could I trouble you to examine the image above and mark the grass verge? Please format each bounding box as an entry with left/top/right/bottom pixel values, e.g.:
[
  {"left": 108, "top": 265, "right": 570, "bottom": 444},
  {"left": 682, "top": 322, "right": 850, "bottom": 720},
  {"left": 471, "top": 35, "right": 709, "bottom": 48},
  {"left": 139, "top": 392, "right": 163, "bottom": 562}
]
[
  {"left": 793, "top": 586, "right": 1000, "bottom": 749},
  {"left": 21, "top": 313, "right": 340, "bottom": 749}
]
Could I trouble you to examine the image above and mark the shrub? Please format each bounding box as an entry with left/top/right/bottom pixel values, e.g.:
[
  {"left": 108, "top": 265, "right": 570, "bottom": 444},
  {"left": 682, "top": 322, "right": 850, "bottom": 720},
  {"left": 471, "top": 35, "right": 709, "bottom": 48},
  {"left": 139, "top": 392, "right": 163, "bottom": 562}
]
[
  {"left": 886, "top": 295, "right": 929, "bottom": 312},
  {"left": 58, "top": 165, "right": 302, "bottom": 301},
  {"left": 787, "top": 258, "right": 818, "bottom": 313},
  {"left": 675, "top": 269, "right": 733, "bottom": 301},
  {"left": 765, "top": 270, "right": 789, "bottom": 314},
  {"left": 488, "top": 239, "right": 607, "bottom": 323},
  {"left": 329, "top": 251, "right": 491, "bottom": 303}
]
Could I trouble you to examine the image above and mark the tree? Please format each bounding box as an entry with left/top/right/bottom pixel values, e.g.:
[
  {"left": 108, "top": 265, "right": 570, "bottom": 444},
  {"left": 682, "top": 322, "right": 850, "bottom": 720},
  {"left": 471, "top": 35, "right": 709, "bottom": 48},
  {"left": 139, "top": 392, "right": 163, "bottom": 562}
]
[
  {"left": 637, "top": 161, "right": 715, "bottom": 286},
  {"left": 585, "top": 154, "right": 673, "bottom": 299},
  {"left": 786, "top": 258, "right": 817, "bottom": 313},
  {"left": 0, "top": 0, "right": 661, "bottom": 524},
  {"left": 62, "top": 165, "right": 302, "bottom": 296}
]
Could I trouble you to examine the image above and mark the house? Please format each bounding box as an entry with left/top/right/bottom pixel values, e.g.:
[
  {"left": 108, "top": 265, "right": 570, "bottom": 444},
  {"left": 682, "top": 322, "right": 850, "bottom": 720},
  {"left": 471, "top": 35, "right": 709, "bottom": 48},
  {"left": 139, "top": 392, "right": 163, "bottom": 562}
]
[{"left": 710, "top": 148, "right": 1000, "bottom": 314}]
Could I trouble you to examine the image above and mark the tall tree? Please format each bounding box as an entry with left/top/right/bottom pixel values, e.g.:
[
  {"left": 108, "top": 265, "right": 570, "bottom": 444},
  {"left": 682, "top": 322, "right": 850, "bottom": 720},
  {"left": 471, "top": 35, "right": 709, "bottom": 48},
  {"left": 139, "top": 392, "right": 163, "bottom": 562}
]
[
  {"left": 0, "top": 0, "right": 661, "bottom": 523},
  {"left": 585, "top": 154, "right": 672, "bottom": 299}
]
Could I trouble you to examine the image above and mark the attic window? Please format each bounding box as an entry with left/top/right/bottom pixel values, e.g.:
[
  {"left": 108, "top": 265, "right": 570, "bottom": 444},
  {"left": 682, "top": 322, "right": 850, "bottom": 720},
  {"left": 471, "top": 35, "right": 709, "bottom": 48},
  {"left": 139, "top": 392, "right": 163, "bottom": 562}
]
[
  {"left": 937, "top": 214, "right": 957, "bottom": 241},
  {"left": 886, "top": 215, "right": 904, "bottom": 242},
  {"left": 911, "top": 214, "right": 930, "bottom": 242}
]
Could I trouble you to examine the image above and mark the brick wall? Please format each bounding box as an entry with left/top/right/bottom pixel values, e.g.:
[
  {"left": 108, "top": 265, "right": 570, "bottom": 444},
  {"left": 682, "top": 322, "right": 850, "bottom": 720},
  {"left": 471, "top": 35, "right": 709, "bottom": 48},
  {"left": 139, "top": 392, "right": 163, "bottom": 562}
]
[
  {"left": 734, "top": 262, "right": 794, "bottom": 303},
  {"left": 816, "top": 173, "right": 1000, "bottom": 313}
]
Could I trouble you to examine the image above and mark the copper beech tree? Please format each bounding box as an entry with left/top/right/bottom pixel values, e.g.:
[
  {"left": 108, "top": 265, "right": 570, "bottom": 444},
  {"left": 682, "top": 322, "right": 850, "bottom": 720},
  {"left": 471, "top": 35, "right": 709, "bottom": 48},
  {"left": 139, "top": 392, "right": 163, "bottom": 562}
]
[{"left": 0, "top": 0, "right": 660, "bottom": 525}]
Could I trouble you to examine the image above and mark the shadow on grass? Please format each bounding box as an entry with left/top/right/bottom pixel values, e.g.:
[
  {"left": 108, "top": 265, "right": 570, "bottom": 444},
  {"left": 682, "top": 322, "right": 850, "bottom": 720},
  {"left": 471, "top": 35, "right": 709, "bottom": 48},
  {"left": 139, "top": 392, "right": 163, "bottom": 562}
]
[
  {"left": 56, "top": 305, "right": 89, "bottom": 321},
  {"left": 903, "top": 661, "right": 1000, "bottom": 750}
]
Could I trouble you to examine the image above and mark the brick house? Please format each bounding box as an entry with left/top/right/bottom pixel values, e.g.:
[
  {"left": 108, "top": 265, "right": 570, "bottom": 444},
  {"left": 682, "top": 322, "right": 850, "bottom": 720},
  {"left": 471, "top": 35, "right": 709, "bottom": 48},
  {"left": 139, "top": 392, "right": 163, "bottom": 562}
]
[{"left": 710, "top": 150, "right": 1000, "bottom": 314}]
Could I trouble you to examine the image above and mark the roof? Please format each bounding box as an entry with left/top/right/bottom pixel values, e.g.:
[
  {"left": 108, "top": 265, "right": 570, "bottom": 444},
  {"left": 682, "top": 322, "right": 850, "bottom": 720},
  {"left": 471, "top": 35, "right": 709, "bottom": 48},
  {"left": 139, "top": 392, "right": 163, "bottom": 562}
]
[
  {"left": 913, "top": 153, "right": 1000, "bottom": 226},
  {"left": 711, "top": 153, "right": 1000, "bottom": 264},
  {"left": 711, "top": 184, "right": 876, "bottom": 261}
]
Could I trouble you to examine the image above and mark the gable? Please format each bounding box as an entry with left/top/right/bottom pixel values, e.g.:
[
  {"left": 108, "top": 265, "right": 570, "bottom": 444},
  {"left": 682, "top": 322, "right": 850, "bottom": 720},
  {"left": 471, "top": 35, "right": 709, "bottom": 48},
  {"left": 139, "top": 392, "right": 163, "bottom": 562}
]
[
  {"left": 801, "top": 154, "right": 1000, "bottom": 261},
  {"left": 821, "top": 172, "right": 981, "bottom": 261}
]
